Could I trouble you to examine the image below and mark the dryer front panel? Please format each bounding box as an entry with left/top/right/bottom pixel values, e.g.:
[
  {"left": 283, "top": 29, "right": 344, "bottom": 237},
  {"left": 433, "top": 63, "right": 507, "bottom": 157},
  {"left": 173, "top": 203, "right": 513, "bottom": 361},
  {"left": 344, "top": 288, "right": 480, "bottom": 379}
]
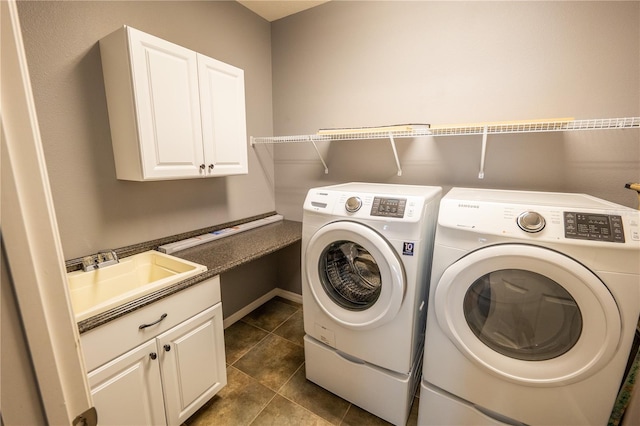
[
  {"left": 434, "top": 244, "right": 621, "bottom": 386},
  {"left": 305, "top": 221, "right": 406, "bottom": 330}
]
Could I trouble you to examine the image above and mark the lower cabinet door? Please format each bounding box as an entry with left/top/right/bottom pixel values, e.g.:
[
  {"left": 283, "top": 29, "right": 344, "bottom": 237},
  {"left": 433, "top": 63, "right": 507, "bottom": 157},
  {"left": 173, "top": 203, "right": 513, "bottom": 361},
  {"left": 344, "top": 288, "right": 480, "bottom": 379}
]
[
  {"left": 88, "top": 340, "right": 166, "bottom": 426},
  {"left": 158, "top": 303, "right": 227, "bottom": 425}
]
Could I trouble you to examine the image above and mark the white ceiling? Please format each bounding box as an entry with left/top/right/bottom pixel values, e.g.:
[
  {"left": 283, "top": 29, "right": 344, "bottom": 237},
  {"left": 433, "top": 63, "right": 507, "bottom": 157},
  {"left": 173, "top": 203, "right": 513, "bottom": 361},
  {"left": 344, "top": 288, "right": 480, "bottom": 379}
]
[{"left": 237, "top": 0, "right": 330, "bottom": 22}]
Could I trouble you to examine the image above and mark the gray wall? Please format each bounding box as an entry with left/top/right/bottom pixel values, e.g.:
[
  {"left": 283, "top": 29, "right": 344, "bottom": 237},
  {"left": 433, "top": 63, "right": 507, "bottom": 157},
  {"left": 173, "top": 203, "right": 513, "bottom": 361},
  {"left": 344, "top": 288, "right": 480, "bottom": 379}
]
[
  {"left": 276, "top": 241, "right": 303, "bottom": 295},
  {"left": 17, "top": 0, "right": 275, "bottom": 260},
  {"left": 271, "top": 1, "right": 640, "bottom": 220},
  {"left": 15, "top": 1, "right": 640, "bottom": 304}
]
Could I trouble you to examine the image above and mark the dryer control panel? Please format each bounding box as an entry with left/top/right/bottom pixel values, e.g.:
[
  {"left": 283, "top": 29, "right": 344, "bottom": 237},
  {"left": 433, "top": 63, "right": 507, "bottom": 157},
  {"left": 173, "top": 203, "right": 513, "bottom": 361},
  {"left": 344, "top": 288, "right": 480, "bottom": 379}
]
[{"left": 564, "top": 212, "right": 625, "bottom": 243}]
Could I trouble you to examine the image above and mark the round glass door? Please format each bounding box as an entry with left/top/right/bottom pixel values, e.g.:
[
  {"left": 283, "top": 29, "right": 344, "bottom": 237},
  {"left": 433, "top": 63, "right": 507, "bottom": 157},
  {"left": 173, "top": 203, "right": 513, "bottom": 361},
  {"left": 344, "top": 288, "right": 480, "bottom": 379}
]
[
  {"left": 319, "top": 240, "right": 382, "bottom": 310},
  {"left": 434, "top": 244, "right": 621, "bottom": 386},
  {"left": 305, "top": 221, "right": 405, "bottom": 330},
  {"left": 464, "top": 269, "right": 582, "bottom": 361}
]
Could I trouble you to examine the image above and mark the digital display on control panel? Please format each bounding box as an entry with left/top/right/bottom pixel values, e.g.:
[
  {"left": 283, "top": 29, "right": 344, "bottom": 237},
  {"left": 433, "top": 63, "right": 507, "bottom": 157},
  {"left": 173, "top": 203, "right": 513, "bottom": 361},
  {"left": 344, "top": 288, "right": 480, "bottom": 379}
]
[
  {"left": 564, "top": 212, "right": 625, "bottom": 243},
  {"left": 371, "top": 197, "right": 406, "bottom": 218}
]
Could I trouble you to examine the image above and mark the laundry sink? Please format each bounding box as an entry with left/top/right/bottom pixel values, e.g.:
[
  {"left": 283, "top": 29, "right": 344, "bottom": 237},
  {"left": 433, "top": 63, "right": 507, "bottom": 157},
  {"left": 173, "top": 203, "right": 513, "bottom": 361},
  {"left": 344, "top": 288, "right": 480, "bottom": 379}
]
[{"left": 67, "top": 250, "right": 207, "bottom": 321}]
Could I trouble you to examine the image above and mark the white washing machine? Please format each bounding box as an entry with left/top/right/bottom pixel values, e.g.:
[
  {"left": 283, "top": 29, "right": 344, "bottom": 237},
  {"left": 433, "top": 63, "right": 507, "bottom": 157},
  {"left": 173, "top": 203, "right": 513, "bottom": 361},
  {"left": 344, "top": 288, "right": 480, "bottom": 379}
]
[
  {"left": 302, "top": 182, "right": 442, "bottom": 425},
  {"left": 418, "top": 188, "right": 640, "bottom": 425}
]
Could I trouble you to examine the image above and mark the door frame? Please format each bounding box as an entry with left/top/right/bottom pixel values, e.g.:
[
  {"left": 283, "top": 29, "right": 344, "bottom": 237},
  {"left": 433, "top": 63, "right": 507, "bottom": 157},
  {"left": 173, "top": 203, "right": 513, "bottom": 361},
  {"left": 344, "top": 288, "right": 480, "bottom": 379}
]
[{"left": 1, "top": 1, "right": 94, "bottom": 423}]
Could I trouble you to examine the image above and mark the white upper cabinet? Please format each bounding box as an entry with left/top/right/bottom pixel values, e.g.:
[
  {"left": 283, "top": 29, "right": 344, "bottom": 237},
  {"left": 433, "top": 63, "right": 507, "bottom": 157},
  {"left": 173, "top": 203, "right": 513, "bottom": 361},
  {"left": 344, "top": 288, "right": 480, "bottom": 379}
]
[
  {"left": 127, "top": 28, "right": 204, "bottom": 180},
  {"left": 100, "top": 26, "right": 248, "bottom": 181},
  {"left": 198, "top": 54, "right": 248, "bottom": 177}
]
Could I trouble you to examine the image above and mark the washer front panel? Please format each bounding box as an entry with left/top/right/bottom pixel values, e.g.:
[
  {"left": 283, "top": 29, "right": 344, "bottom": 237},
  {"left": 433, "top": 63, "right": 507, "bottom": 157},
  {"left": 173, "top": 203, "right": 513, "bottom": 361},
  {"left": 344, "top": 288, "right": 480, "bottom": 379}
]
[
  {"left": 305, "top": 221, "right": 406, "bottom": 330},
  {"left": 434, "top": 244, "right": 621, "bottom": 386}
]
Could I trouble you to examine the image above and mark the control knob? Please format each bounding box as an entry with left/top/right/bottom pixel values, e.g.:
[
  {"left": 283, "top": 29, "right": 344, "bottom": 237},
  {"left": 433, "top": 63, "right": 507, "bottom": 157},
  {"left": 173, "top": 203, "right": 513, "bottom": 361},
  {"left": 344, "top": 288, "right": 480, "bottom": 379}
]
[
  {"left": 345, "top": 196, "right": 362, "bottom": 213},
  {"left": 517, "top": 211, "right": 546, "bottom": 233}
]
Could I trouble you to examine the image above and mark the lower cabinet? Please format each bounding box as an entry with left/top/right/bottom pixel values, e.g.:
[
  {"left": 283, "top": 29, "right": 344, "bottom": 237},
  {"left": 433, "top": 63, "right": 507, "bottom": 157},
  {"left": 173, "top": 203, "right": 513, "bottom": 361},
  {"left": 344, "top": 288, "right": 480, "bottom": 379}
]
[
  {"left": 159, "top": 304, "right": 226, "bottom": 424},
  {"left": 88, "top": 340, "right": 166, "bottom": 425},
  {"left": 87, "top": 303, "right": 226, "bottom": 425}
]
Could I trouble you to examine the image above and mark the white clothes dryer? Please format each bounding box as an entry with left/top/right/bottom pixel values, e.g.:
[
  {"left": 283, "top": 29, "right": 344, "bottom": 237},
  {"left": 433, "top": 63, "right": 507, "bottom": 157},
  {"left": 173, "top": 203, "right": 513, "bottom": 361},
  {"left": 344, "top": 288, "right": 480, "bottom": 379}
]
[
  {"left": 302, "top": 182, "right": 442, "bottom": 425},
  {"left": 418, "top": 188, "right": 640, "bottom": 425}
]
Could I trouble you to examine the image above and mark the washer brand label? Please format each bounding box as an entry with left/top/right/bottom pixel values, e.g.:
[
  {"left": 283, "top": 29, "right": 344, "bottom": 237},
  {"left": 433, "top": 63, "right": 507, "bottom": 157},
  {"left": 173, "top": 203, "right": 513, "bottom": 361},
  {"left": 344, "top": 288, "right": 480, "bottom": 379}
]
[{"left": 403, "top": 242, "right": 415, "bottom": 256}]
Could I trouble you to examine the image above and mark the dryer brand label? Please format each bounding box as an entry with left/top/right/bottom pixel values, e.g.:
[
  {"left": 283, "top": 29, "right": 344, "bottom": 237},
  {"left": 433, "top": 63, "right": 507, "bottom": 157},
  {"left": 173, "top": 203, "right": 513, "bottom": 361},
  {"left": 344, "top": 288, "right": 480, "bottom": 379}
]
[{"left": 403, "top": 242, "right": 415, "bottom": 256}]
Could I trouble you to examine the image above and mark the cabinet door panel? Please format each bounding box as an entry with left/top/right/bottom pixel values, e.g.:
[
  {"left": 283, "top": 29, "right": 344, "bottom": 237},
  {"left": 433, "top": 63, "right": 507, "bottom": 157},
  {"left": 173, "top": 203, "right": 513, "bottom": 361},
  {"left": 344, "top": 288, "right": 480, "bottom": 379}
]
[
  {"left": 88, "top": 340, "right": 166, "bottom": 426},
  {"left": 158, "top": 304, "right": 227, "bottom": 425},
  {"left": 129, "top": 28, "right": 204, "bottom": 179},
  {"left": 198, "top": 55, "right": 248, "bottom": 176}
]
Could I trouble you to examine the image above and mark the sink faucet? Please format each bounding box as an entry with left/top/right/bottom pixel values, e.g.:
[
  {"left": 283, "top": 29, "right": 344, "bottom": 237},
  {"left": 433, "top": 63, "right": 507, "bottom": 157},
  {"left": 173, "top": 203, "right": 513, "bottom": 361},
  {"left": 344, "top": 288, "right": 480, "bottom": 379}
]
[{"left": 82, "top": 250, "right": 119, "bottom": 272}]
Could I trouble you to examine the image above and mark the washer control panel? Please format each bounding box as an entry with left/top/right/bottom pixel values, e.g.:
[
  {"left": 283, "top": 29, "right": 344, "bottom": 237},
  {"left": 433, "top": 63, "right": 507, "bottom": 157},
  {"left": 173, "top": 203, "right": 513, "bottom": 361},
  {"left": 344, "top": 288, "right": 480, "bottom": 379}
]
[
  {"left": 370, "top": 197, "right": 407, "bottom": 218},
  {"left": 564, "top": 212, "right": 625, "bottom": 243},
  {"left": 303, "top": 189, "right": 428, "bottom": 222}
]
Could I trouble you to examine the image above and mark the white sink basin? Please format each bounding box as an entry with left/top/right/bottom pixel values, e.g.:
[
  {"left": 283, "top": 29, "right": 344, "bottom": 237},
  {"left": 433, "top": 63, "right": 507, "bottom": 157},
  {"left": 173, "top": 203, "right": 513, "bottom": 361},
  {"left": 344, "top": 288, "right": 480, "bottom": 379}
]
[{"left": 68, "top": 250, "right": 207, "bottom": 321}]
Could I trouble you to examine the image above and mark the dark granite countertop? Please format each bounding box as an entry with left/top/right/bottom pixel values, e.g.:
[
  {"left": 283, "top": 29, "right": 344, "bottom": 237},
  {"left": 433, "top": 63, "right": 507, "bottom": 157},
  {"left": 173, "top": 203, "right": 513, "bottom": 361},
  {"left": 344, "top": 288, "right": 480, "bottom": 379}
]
[
  {"left": 171, "top": 219, "right": 302, "bottom": 275},
  {"left": 77, "top": 218, "right": 301, "bottom": 334}
]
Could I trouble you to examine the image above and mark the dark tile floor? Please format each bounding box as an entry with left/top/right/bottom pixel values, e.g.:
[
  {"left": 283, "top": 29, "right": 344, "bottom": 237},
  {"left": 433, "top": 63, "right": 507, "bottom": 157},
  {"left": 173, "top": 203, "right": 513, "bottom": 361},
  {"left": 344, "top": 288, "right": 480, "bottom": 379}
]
[{"left": 185, "top": 296, "right": 420, "bottom": 426}]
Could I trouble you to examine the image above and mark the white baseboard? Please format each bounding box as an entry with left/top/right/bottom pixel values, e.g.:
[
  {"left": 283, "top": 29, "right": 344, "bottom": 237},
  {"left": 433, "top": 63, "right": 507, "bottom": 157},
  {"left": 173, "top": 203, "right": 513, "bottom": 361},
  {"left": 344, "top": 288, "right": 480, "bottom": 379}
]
[
  {"left": 223, "top": 288, "right": 302, "bottom": 329},
  {"left": 275, "top": 288, "right": 303, "bottom": 305}
]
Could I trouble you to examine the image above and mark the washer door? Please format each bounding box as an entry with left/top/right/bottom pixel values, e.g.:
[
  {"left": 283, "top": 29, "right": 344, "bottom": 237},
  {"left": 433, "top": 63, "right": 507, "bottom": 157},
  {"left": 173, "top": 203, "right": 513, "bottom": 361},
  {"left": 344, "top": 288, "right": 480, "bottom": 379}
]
[
  {"left": 434, "top": 244, "right": 621, "bottom": 386},
  {"left": 305, "top": 221, "right": 406, "bottom": 330}
]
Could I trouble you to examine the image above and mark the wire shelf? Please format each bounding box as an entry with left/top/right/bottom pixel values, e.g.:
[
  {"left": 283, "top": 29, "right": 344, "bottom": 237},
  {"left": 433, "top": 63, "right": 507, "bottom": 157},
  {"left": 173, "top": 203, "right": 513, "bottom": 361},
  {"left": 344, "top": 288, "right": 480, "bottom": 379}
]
[
  {"left": 252, "top": 117, "right": 639, "bottom": 144},
  {"left": 250, "top": 117, "right": 639, "bottom": 178},
  {"left": 251, "top": 128, "right": 435, "bottom": 145},
  {"left": 430, "top": 117, "right": 640, "bottom": 136}
]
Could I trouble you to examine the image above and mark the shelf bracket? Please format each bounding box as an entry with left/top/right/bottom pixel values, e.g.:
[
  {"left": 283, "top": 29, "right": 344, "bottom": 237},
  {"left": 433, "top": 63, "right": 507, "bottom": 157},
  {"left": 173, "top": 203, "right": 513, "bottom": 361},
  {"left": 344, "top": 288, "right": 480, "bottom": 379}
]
[
  {"left": 387, "top": 132, "right": 402, "bottom": 176},
  {"left": 478, "top": 125, "right": 488, "bottom": 179},
  {"left": 309, "top": 136, "right": 329, "bottom": 174}
]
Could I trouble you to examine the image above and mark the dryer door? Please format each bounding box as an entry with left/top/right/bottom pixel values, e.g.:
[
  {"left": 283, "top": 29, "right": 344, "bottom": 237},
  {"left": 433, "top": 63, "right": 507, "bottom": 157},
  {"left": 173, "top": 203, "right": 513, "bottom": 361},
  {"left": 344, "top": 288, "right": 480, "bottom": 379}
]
[
  {"left": 434, "top": 244, "right": 621, "bottom": 386},
  {"left": 305, "top": 221, "right": 406, "bottom": 330}
]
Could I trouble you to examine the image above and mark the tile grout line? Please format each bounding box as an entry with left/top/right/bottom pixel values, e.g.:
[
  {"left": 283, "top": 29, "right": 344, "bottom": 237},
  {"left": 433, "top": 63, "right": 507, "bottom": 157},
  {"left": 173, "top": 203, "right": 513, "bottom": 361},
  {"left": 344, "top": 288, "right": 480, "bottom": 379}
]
[
  {"left": 247, "top": 392, "right": 279, "bottom": 426},
  {"left": 228, "top": 299, "right": 364, "bottom": 425},
  {"left": 271, "top": 303, "right": 352, "bottom": 426},
  {"left": 246, "top": 303, "right": 309, "bottom": 425},
  {"left": 271, "top": 302, "right": 327, "bottom": 422},
  {"left": 228, "top": 325, "right": 272, "bottom": 367},
  {"left": 270, "top": 309, "right": 301, "bottom": 338},
  {"left": 277, "top": 363, "right": 345, "bottom": 426}
]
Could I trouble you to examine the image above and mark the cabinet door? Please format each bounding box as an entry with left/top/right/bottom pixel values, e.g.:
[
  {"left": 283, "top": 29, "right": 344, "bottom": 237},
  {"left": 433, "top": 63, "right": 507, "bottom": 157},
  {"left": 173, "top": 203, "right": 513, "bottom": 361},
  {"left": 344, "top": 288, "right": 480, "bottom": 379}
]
[
  {"left": 158, "top": 304, "right": 227, "bottom": 425},
  {"left": 88, "top": 340, "right": 166, "bottom": 426},
  {"left": 198, "top": 54, "right": 248, "bottom": 176},
  {"left": 127, "top": 27, "right": 205, "bottom": 179}
]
